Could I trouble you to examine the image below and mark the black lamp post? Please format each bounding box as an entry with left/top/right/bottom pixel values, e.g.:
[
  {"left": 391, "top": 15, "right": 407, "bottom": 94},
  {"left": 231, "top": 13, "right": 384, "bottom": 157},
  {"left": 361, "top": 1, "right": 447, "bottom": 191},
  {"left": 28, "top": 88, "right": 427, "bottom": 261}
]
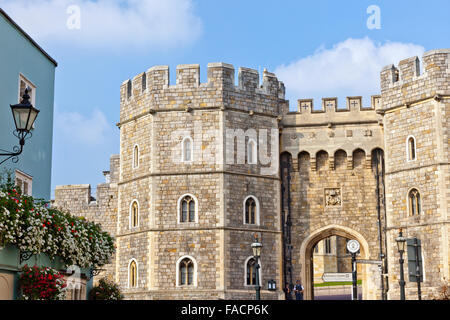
[
  {"left": 251, "top": 235, "right": 262, "bottom": 300},
  {"left": 395, "top": 228, "right": 407, "bottom": 300},
  {"left": 0, "top": 89, "right": 39, "bottom": 165}
]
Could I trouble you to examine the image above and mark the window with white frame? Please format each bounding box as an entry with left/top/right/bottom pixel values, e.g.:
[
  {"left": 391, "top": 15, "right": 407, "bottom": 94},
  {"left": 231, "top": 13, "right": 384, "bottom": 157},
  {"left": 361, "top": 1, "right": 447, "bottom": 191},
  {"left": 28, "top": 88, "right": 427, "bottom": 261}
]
[
  {"left": 18, "top": 74, "right": 36, "bottom": 129},
  {"left": 178, "top": 194, "right": 198, "bottom": 223},
  {"left": 243, "top": 196, "right": 260, "bottom": 225},
  {"left": 19, "top": 74, "right": 36, "bottom": 105},
  {"left": 176, "top": 256, "right": 197, "bottom": 286},
  {"left": 128, "top": 259, "right": 138, "bottom": 288},
  {"left": 129, "top": 200, "right": 139, "bottom": 228},
  {"left": 15, "top": 170, "right": 32, "bottom": 196},
  {"left": 244, "top": 256, "right": 262, "bottom": 287}
]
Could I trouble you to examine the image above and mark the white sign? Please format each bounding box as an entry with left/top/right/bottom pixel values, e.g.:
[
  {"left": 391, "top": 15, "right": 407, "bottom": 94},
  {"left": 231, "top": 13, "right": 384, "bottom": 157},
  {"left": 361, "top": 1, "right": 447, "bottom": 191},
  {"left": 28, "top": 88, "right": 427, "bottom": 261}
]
[
  {"left": 322, "top": 273, "right": 352, "bottom": 282},
  {"left": 347, "top": 240, "right": 360, "bottom": 253}
]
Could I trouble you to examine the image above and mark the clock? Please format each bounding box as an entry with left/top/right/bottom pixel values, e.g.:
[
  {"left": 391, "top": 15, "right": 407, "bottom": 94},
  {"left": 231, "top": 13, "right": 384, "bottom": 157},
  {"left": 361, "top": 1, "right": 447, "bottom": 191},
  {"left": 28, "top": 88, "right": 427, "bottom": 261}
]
[{"left": 347, "top": 240, "right": 360, "bottom": 254}]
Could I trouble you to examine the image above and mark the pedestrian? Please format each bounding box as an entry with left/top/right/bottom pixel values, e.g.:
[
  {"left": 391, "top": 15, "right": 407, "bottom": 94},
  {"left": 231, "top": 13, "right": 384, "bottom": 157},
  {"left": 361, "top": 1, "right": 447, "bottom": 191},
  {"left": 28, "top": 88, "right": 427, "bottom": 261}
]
[
  {"left": 294, "top": 280, "right": 304, "bottom": 300},
  {"left": 283, "top": 283, "right": 292, "bottom": 300}
]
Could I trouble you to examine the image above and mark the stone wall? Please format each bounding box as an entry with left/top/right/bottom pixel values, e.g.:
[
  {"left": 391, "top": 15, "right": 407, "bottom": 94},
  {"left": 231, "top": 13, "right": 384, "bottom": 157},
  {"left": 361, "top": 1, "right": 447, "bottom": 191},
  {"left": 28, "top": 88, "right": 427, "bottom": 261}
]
[{"left": 52, "top": 155, "right": 119, "bottom": 283}]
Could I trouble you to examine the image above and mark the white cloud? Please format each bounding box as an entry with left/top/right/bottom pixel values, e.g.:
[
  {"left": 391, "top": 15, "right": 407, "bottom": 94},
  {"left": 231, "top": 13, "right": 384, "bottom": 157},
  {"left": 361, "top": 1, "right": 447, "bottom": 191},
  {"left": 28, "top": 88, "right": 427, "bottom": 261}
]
[
  {"left": 54, "top": 108, "right": 115, "bottom": 146},
  {"left": 274, "top": 37, "right": 425, "bottom": 108},
  {"left": 0, "top": 0, "right": 202, "bottom": 50}
]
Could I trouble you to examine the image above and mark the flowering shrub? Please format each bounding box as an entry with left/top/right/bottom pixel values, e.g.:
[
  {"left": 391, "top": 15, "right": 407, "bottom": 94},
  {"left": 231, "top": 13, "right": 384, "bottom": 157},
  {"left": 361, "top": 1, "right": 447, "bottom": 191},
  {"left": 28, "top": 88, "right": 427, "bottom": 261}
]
[
  {"left": 0, "top": 181, "right": 115, "bottom": 268},
  {"left": 89, "top": 277, "right": 123, "bottom": 300},
  {"left": 19, "top": 265, "right": 67, "bottom": 300}
]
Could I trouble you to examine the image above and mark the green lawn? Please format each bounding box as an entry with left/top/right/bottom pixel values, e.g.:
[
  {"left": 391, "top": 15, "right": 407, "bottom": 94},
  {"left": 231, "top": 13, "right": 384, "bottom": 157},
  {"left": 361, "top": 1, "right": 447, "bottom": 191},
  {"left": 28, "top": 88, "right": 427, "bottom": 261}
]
[{"left": 314, "top": 280, "right": 362, "bottom": 287}]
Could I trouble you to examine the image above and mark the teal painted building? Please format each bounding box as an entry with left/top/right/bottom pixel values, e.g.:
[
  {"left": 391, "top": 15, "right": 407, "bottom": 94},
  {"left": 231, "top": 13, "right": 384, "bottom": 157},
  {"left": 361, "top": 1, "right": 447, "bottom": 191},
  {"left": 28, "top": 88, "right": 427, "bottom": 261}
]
[
  {"left": 0, "top": 8, "right": 87, "bottom": 301},
  {"left": 0, "top": 245, "right": 94, "bottom": 300},
  {"left": 0, "top": 8, "right": 57, "bottom": 200}
]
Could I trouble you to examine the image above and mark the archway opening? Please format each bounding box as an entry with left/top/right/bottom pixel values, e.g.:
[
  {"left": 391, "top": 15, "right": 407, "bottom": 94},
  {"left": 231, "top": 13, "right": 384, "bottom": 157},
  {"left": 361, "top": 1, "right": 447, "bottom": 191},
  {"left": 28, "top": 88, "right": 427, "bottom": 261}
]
[
  {"left": 311, "top": 235, "right": 362, "bottom": 300},
  {"left": 300, "top": 226, "right": 370, "bottom": 300}
]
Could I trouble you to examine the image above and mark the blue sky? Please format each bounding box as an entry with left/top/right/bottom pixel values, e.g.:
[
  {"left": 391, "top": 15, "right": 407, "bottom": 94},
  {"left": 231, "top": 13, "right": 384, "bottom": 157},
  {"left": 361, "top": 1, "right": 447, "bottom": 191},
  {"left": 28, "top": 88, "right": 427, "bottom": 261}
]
[{"left": 0, "top": 0, "right": 449, "bottom": 197}]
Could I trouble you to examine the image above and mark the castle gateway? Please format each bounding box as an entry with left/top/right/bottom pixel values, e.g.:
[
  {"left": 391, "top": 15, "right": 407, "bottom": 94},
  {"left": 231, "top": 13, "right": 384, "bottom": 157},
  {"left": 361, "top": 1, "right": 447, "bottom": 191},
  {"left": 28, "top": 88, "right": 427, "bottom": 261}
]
[{"left": 54, "top": 49, "right": 450, "bottom": 300}]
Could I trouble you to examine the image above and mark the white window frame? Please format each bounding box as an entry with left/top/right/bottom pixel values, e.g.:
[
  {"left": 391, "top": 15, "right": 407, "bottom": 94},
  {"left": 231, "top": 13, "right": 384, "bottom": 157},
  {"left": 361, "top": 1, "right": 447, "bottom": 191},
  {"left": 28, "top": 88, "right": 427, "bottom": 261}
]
[
  {"left": 176, "top": 255, "right": 198, "bottom": 287},
  {"left": 14, "top": 169, "right": 33, "bottom": 196},
  {"left": 243, "top": 256, "right": 263, "bottom": 288},
  {"left": 127, "top": 258, "right": 139, "bottom": 289},
  {"left": 129, "top": 199, "right": 140, "bottom": 229},
  {"left": 18, "top": 74, "right": 36, "bottom": 105},
  {"left": 18, "top": 74, "right": 37, "bottom": 129},
  {"left": 181, "top": 136, "right": 194, "bottom": 163},
  {"left": 243, "top": 195, "right": 260, "bottom": 226},
  {"left": 177, "top": 193, "right": 199, "bottom": 224}
]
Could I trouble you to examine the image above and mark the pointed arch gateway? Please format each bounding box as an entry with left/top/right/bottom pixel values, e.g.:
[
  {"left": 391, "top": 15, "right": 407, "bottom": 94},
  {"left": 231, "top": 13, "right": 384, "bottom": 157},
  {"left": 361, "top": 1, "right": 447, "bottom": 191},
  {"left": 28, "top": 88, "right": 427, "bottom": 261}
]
[{"left": 298, "top": 225, "right": 372, "bottom": 300}]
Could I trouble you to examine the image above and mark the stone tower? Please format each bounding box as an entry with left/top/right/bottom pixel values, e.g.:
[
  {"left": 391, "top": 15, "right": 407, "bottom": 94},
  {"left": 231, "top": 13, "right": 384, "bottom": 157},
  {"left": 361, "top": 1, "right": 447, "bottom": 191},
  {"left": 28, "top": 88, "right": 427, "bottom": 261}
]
[
  {"left": 115, "top": 63, "right": 286, "bottom": 299},
  {"left": 379, "top": 49, "right": 450, "bottom": 300}
]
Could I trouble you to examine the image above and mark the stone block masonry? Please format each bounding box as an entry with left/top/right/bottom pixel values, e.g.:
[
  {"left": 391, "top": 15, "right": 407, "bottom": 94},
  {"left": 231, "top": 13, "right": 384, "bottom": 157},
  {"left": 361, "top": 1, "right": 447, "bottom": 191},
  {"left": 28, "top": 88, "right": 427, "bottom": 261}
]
[{"left": 53, "top": 51, "right": 449, "bottom": 300}]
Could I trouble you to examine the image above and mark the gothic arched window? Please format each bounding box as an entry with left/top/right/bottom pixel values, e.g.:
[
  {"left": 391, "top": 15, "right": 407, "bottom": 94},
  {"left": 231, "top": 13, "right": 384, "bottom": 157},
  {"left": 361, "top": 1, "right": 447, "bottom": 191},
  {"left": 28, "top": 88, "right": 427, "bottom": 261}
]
[
  {"left": 179, "top": 195, "right": 196, "bottom": 223},
  {"left": 130, "top": 201, "right": 139, "bottom": 228},
  {"left": 408, "top": 189, "right": 421, "bottom": 216},
  {"left": 129, "top": 259, "right": 138, "bottom": 288},
  {"left": 246, "top": 258, "right": 257, "bottom": 285},
  {"left": 407, "top": 136, "right": 417, "bottom": 161},
  {"left": 179, "top": 258, "right": 194, "bottom": 286},
  {"left": 244, "top": 196, "right": 259, "bottom": 225}
]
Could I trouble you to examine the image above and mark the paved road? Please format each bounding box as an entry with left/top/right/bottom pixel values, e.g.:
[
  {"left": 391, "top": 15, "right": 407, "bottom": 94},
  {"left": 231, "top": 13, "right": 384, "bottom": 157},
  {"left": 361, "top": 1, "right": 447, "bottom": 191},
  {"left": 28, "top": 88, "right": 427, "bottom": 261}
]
[{"left": 314, "top": 293, "right": 363, "bottom": 300}]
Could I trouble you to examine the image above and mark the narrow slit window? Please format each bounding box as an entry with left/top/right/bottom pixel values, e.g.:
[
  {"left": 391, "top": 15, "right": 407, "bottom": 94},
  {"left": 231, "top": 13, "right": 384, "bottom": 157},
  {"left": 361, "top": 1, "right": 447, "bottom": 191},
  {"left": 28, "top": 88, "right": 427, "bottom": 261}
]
[
  {"left": 245, "top": 197, "right": 257, "bottom": 225},
  {"left": 408, "top": 137, "right": 416, "bottom": 161},
  {"left": 408, "top": 189, "right": 421, "bottom": 216},
  {"left": 133, "top": 145, "right": 139, "bottom": 168},
  {"left": 131, "top": 201, "right": 139, "bottom": 228},
  {"left": 129, "top": 260, "right": 137, "bottom": 288}
]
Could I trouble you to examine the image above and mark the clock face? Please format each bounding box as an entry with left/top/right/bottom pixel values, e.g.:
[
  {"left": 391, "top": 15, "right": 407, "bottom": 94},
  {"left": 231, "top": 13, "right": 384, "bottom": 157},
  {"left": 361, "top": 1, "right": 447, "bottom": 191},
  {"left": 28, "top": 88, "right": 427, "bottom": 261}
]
[{"left": 347, "top": 240, "right": 360, "bottom": 253}]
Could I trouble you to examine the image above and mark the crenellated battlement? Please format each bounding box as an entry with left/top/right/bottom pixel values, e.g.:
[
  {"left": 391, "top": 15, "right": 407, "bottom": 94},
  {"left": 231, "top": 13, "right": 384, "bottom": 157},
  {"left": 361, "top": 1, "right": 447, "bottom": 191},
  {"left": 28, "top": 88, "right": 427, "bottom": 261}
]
[
  {"left": 119, "top": 62, "right": 286, "bottom": 123},
  {"left": 295, "top": 95, "right": 381, "bottom": 114},
  {"left": 120, "top": 62, "right": 286, "bottom": 102},
  {"left": 280, "top": 95, "right": 382, "bottom": 128},
  {"left": 380, "top": 49, "right": 450, "bottom": 110}
]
